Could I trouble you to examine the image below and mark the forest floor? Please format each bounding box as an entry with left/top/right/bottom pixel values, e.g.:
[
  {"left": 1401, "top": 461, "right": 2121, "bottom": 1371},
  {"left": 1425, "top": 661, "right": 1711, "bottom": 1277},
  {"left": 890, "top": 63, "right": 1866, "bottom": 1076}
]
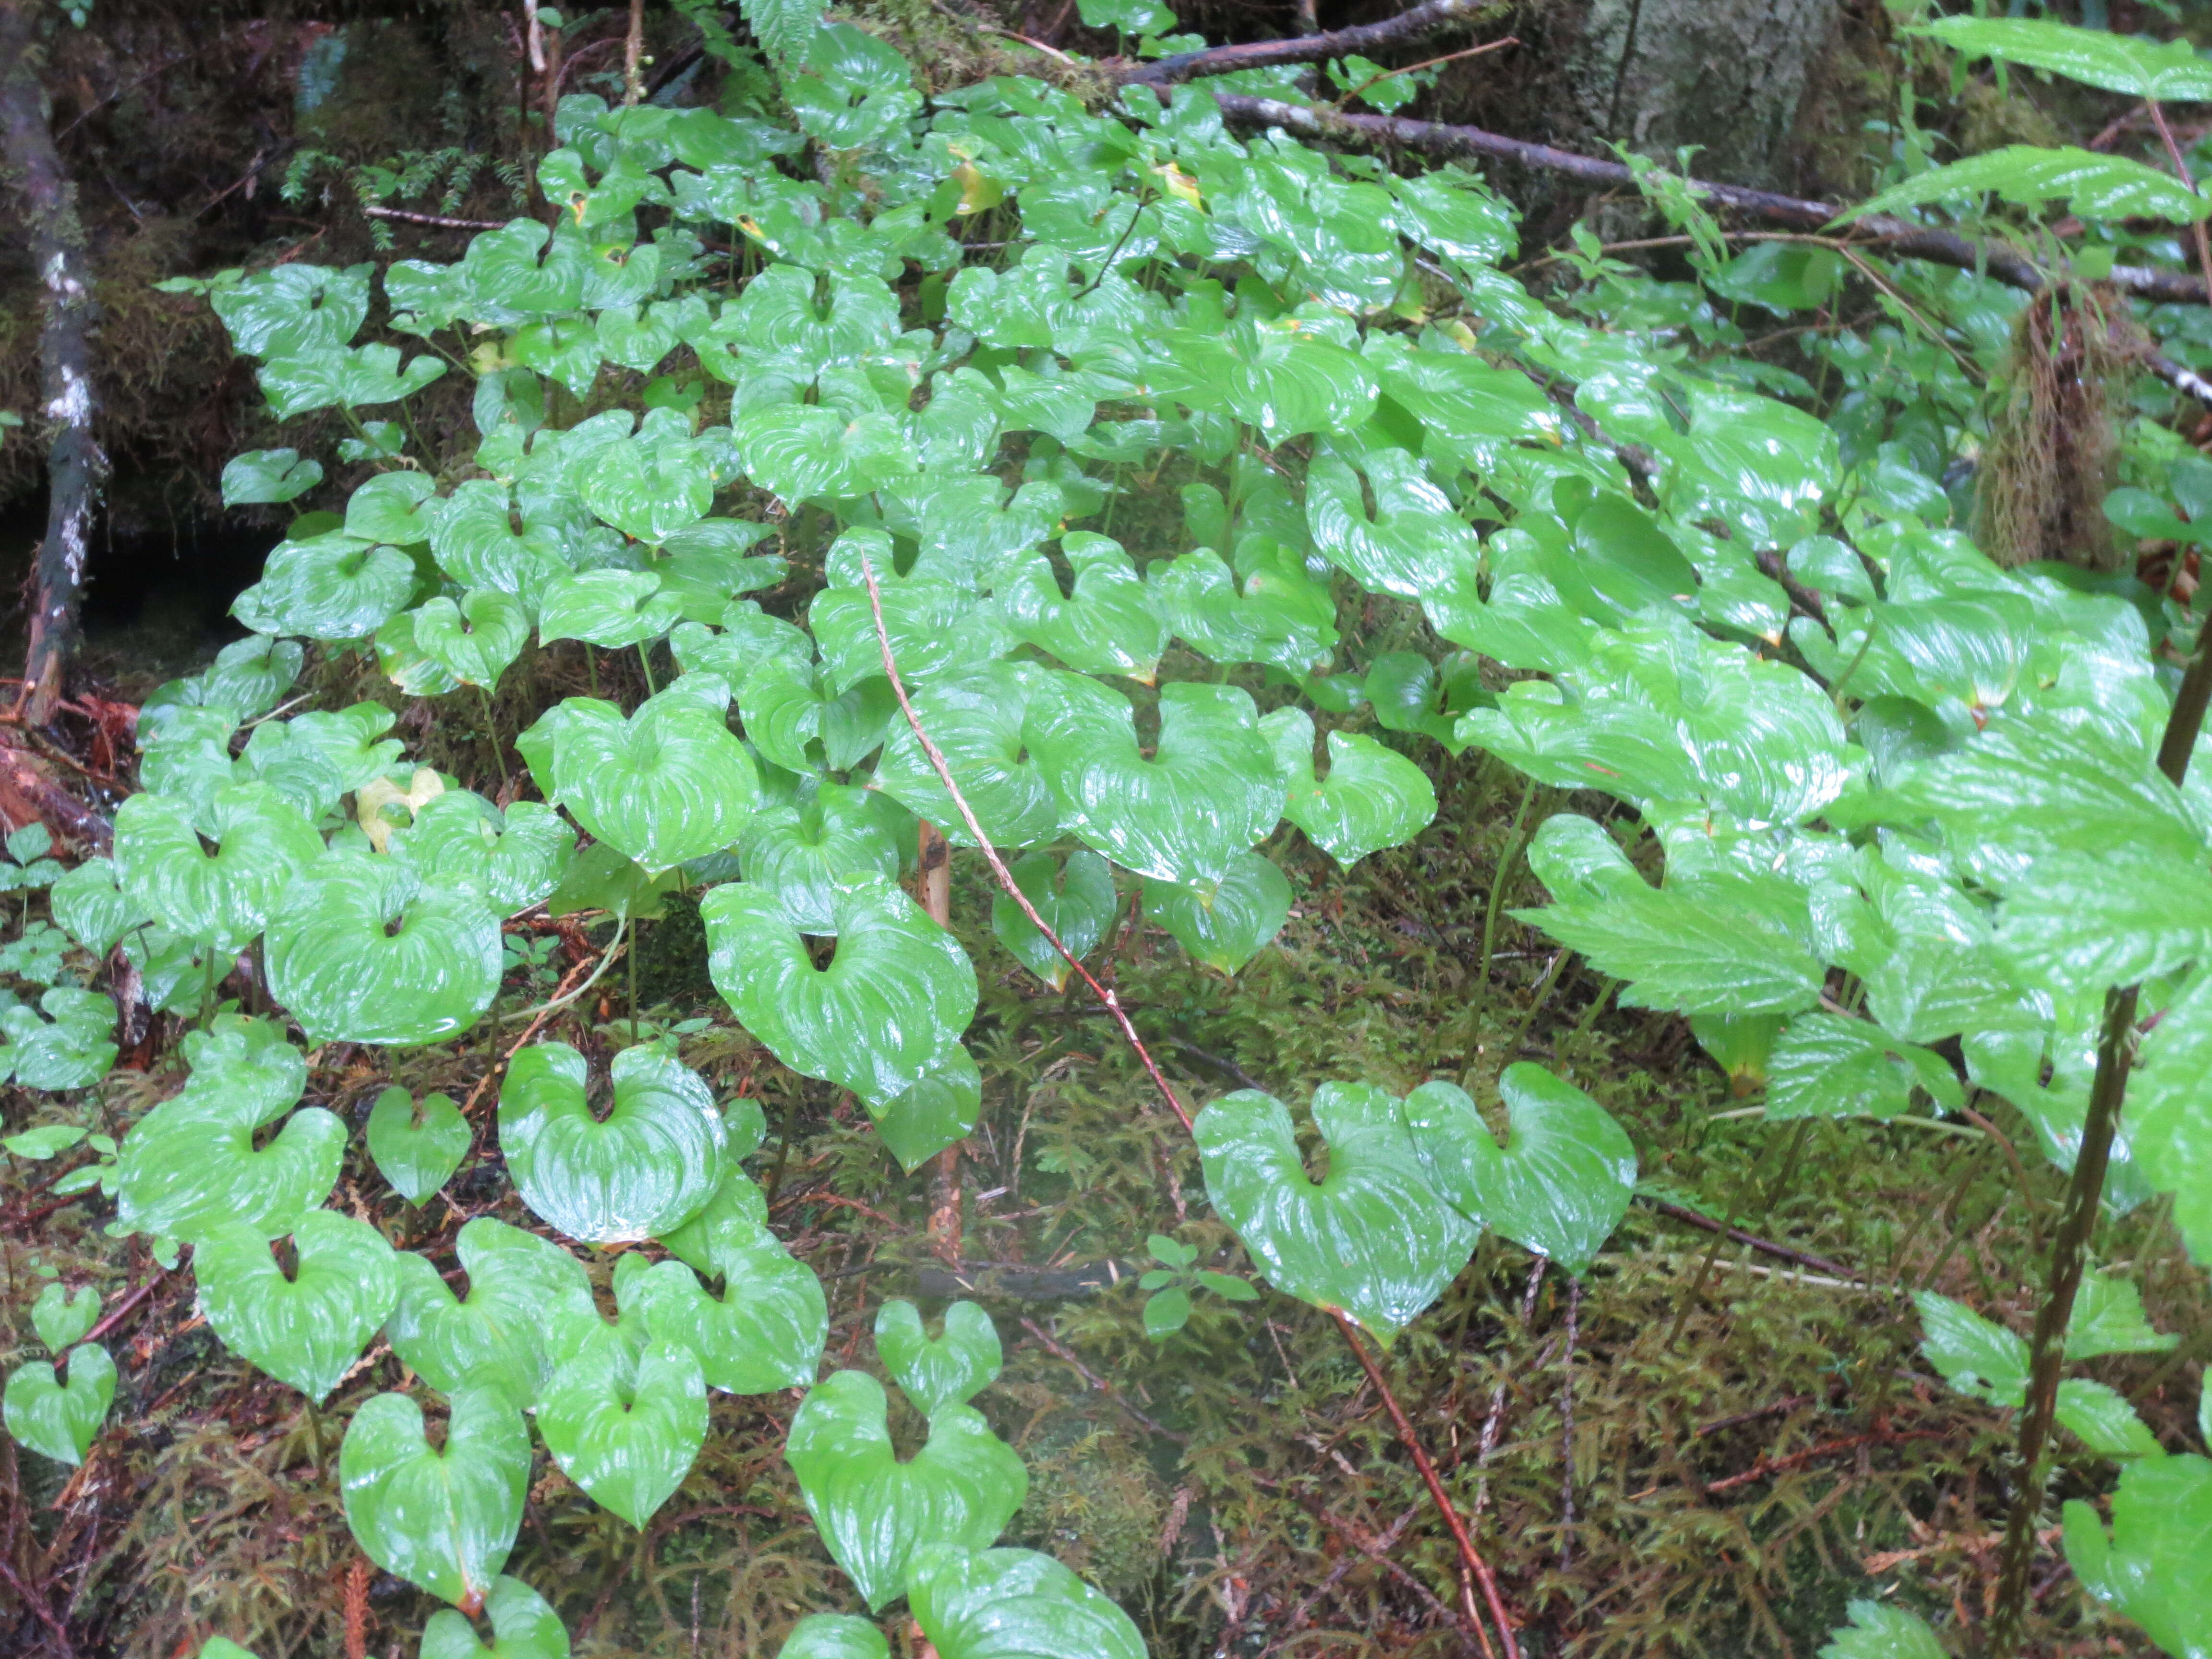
[{"left": 0, "top": 602, "right": 2204, "bottom": 1659}]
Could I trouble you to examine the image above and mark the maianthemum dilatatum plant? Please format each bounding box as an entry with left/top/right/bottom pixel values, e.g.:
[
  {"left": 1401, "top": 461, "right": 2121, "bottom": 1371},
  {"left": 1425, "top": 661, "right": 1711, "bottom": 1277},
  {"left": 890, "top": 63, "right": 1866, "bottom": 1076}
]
[{"left": 6, "top": 7, "right": 2212, "bottom": 1658}]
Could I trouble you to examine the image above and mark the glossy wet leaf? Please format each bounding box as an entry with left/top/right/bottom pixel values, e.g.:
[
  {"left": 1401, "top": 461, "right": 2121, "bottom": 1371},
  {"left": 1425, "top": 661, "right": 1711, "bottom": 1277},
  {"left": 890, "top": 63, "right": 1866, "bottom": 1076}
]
[
  {"left": 1026, "top": 676, "right": 1284, "bottom": 896},
  {"left": 1262, "top": 709, "right": 1437, "bottom": 866},
  {"left": 30, "top": 1284, "right": 99, "bottom": 1352},
  {"left": 114, "top": 1020, "right": 343, "bottom": 1242},
  {"left": 3, "top": 1342, "right": 114, "bottom": 1466},
  {"left": 1142, "top": 851, "right": 1291, "bottom": 975},
  {"left": 775, "top": 1615, "right": 886, "bottom": 1659},
  {"left": 1766, "top": 1014, "right": 1963, "bottom": 1121},
  {"left": 990, "top": 851, "right": 1116, "bottom": 990},
  {"left": 529, "top": 681, "right": 758, "bottom": 874},
  {"left": 632, "top": 1221, "right": 826, "bottom": 1395},
  {"left": 385, "top": 1218, "right": 597, "bottom": 1411},
  {"left": 1521, "top": 815, "right": 1824, "bottom": 1017},
  {"left": 264, "top": 854, "right": 503, "bottom": 1045},
  {"left": 49, "top": 857, "right": 145, "bottom": 956},
  {"left": 1401, "top": 1066, "right": 1636, "bottom": 1275},
  {"left": 2063, "top": 1452, "right": 2212, "bottom": 1658},
  {"left": 873, "top": 663, "right": 1059, "bottom": 848},
  {"left": 875, "top": 1300, "right": 1001, "bottom": 1415},
  {"left": 233, "top": 531, "right": 416, "bottom": 641},
  {"left": 735, "top": 781, "right": 908, "bottom": 933},
  {"left": 740, "top": 664, "right": 898, "bottom": 776},
  {"left": 339, "top": 1388, "right": 530, "bottom": 1611},
  {"left": 1, "top": 988, "right": 119, "bottom": 1091},
  {"left": 1195, "top": 1082, "right": 1475, "bottom": 1339},
  {"left": 421, "top": 1575, "right": 570, "bottom": 1659},
  {"left": 870, "top": 1045, "right": 984, "bottom": 1171},
  {"left": 2065, "top": 1273, "right": 2177, "bottom": 1362},
  {"left": 500, "top": 1042, "right": 726, "bottom": 1244},
  {"left": 1914, "top": 1290, "right": 2027, "bottom": 1405},
  {"left": 409, "top": 591, "right": 530, "bottom": 688},
  {"left": 222, "top": 448, "right": 322, "bottom": 507},
  {"left": 537, "top": 1338, "right": 707, "bottom": 1527},
  {"left": 366, "top": 1087, "right": 470, "bottom": 1204},
  {"left": 703, "top": 877, "right": 975, "bottom": 1106},
  {"left": 996, "top": 535, "right": 1165, "bottom": 680},
  {"left": 114, "top": 783, "right": 322, "bottom": 955},
  {"left": 195, "top": 1209, "right": 400, "bottom": 1401},
  {"left": 907, "top": 1544, "right": 1147, "bottom": 1659},
  {"left": 1917, "top": 14, "right": 2212, "bottom": 103},
  {"left": 784, "top": 1369, "right": 1028, "bottom": 1611}
]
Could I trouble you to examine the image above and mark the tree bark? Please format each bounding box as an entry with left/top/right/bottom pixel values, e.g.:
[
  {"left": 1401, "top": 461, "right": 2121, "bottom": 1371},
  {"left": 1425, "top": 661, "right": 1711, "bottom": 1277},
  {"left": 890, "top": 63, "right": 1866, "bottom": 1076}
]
[{"left": 0, "top": 0, "right": 103, "bottom": 727}]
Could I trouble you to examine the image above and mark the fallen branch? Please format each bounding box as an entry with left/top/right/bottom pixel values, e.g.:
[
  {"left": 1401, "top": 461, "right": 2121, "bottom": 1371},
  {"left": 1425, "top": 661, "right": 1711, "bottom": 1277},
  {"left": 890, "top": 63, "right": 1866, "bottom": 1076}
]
[
  {"left": 1124, "top": 0, "right": 1499, "bottom": 85},
  {"left": 1209, "top": 93, "right": 2210, "bottom": 308},
  {"left": 362, "top": 204, "right": 507, "bottom": 231}
]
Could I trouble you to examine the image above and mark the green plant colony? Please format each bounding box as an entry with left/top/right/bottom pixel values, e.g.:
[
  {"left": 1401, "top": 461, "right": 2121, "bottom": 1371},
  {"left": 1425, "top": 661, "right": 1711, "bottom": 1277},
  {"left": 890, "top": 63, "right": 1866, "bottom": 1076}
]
[{"left": 5, "top": 8, "right": 2212, "bottom": 1658}]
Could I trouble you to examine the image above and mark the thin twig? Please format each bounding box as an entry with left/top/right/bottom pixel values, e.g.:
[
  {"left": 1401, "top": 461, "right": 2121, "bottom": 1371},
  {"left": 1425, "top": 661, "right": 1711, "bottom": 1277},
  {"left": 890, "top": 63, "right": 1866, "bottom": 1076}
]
[
  {"left": 1635, "top": 1195, "right": 1857, "bottom": 1281},
  {"left": 854, "top": 546, "right": 1192, "bottom": 1134},
  {"left": 362, "top": 204, "right": 506, "bottom": 230},
  {"left": 1017, "top": 1316, "right": 1187, "bottom": 1443},
  {"left": 460, "top": 944, "right": 608, "bottom": 1118},
  {"left": 1127, "top": 0, "right": 1503, "bottom": 85},
  {"left": 1333, "top": 1309, "right": 1517, "bottom": 1659}
]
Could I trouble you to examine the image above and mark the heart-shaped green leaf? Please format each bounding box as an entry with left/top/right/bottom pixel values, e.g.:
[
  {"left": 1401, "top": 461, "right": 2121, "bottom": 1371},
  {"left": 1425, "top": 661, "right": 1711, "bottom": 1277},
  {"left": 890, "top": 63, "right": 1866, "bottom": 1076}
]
[
  {"left": 366, "top": 1087, "right": 470, "bottom": 1203},
  {"left": 537, "top": 1337, "right": 707, "bottom": 1527},
  {"left": 775, "top": 1614, "right": 887, "bottom": 1659},
  {"left": 578, "top": 434, "right": 718, "bottom": 543},
  {"left": 50, "top": 857, "right": 146, "bottom": 956},
  {"left": 536, "top": 570, "right": 685, "bottom": 650},
  {"left": 1262, "top": 709, "right": 1437, "bottom": 866},
  {"left": 1142, "top": 851, "right": 1291, "bottom": 975},
  {"left": 994, "top": 534, "right": 1165, "bottom": 680},
  {"left": 421, "top": 1575, "right": 570, "bottom": 1659},
  {"left": 1026, "top": 676, "right": 1283, "bottom": 896},
  {"left": 529, "top": 679, "right": 758, "bottom": 873},
  {"left": 740, "top": 662, "right": 898, "bottom": 776},
  {"left": 222, "top": 448, "right": 323, "bottom": 507},
  {"left": 874, "top": 1300, "right": 1000, "bottom": 1415},
  {"left": 3, "top": 1342, "right": 115, "bottom": 1466},
  {"left": 632, "top": 1219, "right": 826, "bottom": 1394},
  {"left": 385, "top": 1218, "right": 597, "bottom": 1411},
  {"left": 500, "top": 1042, "right": 727, "bottom": 1244},
  {"left": 906, "top": 1545, "right": 1146, "bottom": 1659},
  {"left": 114, "top": 1019, "right": 344, "bottom": 1242},
  {"left": 114, "top": 783, "right": 323, "bottom": 954},
  {"left": 195, "top": 1209, "right": 401, "bottom": 1400},
  {"left": 873, "top": 663, "right": 1060, "bottom": 848},
  {"left": 990, "top": 851, "right": 1116, "bottom": 991},
  {"left": 735, "top": 404, "right": 917, "bottom": 503},
  {"left": 785, "top": 1369, "right": 1028, "bottom": 1611},
  {"left": 736, "top": 781, "right": 908, "bottom": 933},
  {"left": 345, "top": 472, "right": 439, "bottom": 545},
  {"left": 1400, "top": 1067, "right": 1637, "bottom": 1276},
  {"left": 704, "top": 877, "right": 976, "bottom": 1106},
  {"left": 339, "top": 1387, "right": 529, "bottom": 1611},
  {"left": 1195, "top": 1082, "right": 1475, "bottom": 1340},
  {"left": 2, "top": 988, "right": 119, "bottom": 1090},
  {"left": 30, "top": 1284, "right": 99, "bottom": 1352},
  {"left": 430, "top": 480, "right": 571, "bottom": 596},
  {"left": 232, "top": 531, "right": 415, "bottom": 641},
  {"left": 1305, "top": 445, "right": 1482, "bottom": 598},
  {"left": 870, "top": 1046, "right": 983, "bottom": 1172},
  {"left": 409, "top": 591, "right": 530, "bottom": 688},
  {"left": 264, "top": 854, "right": 503, "bottom": 1045}
]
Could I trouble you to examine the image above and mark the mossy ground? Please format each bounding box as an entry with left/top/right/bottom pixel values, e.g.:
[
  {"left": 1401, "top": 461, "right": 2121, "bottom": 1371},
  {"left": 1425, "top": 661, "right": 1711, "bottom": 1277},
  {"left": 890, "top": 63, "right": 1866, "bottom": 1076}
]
[{"left": 0, "top": 669, "right": 2200, "bottom": 1656}]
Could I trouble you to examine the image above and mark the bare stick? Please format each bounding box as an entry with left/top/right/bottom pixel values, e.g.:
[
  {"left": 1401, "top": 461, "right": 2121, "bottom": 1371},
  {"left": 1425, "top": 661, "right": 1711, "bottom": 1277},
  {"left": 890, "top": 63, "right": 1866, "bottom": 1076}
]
[
  {"left": 1126, "top": 0, "right": 1502, "bottom": 85},
  {"left": 854, "top": 546, "right": 1193, "bottom": 1133},
  {"left": 1333, "top": 1309, "right": 1518, "bottom": 1659},
  {"left": 363, "top": 204, "right": 505, "bottom": 231}
]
